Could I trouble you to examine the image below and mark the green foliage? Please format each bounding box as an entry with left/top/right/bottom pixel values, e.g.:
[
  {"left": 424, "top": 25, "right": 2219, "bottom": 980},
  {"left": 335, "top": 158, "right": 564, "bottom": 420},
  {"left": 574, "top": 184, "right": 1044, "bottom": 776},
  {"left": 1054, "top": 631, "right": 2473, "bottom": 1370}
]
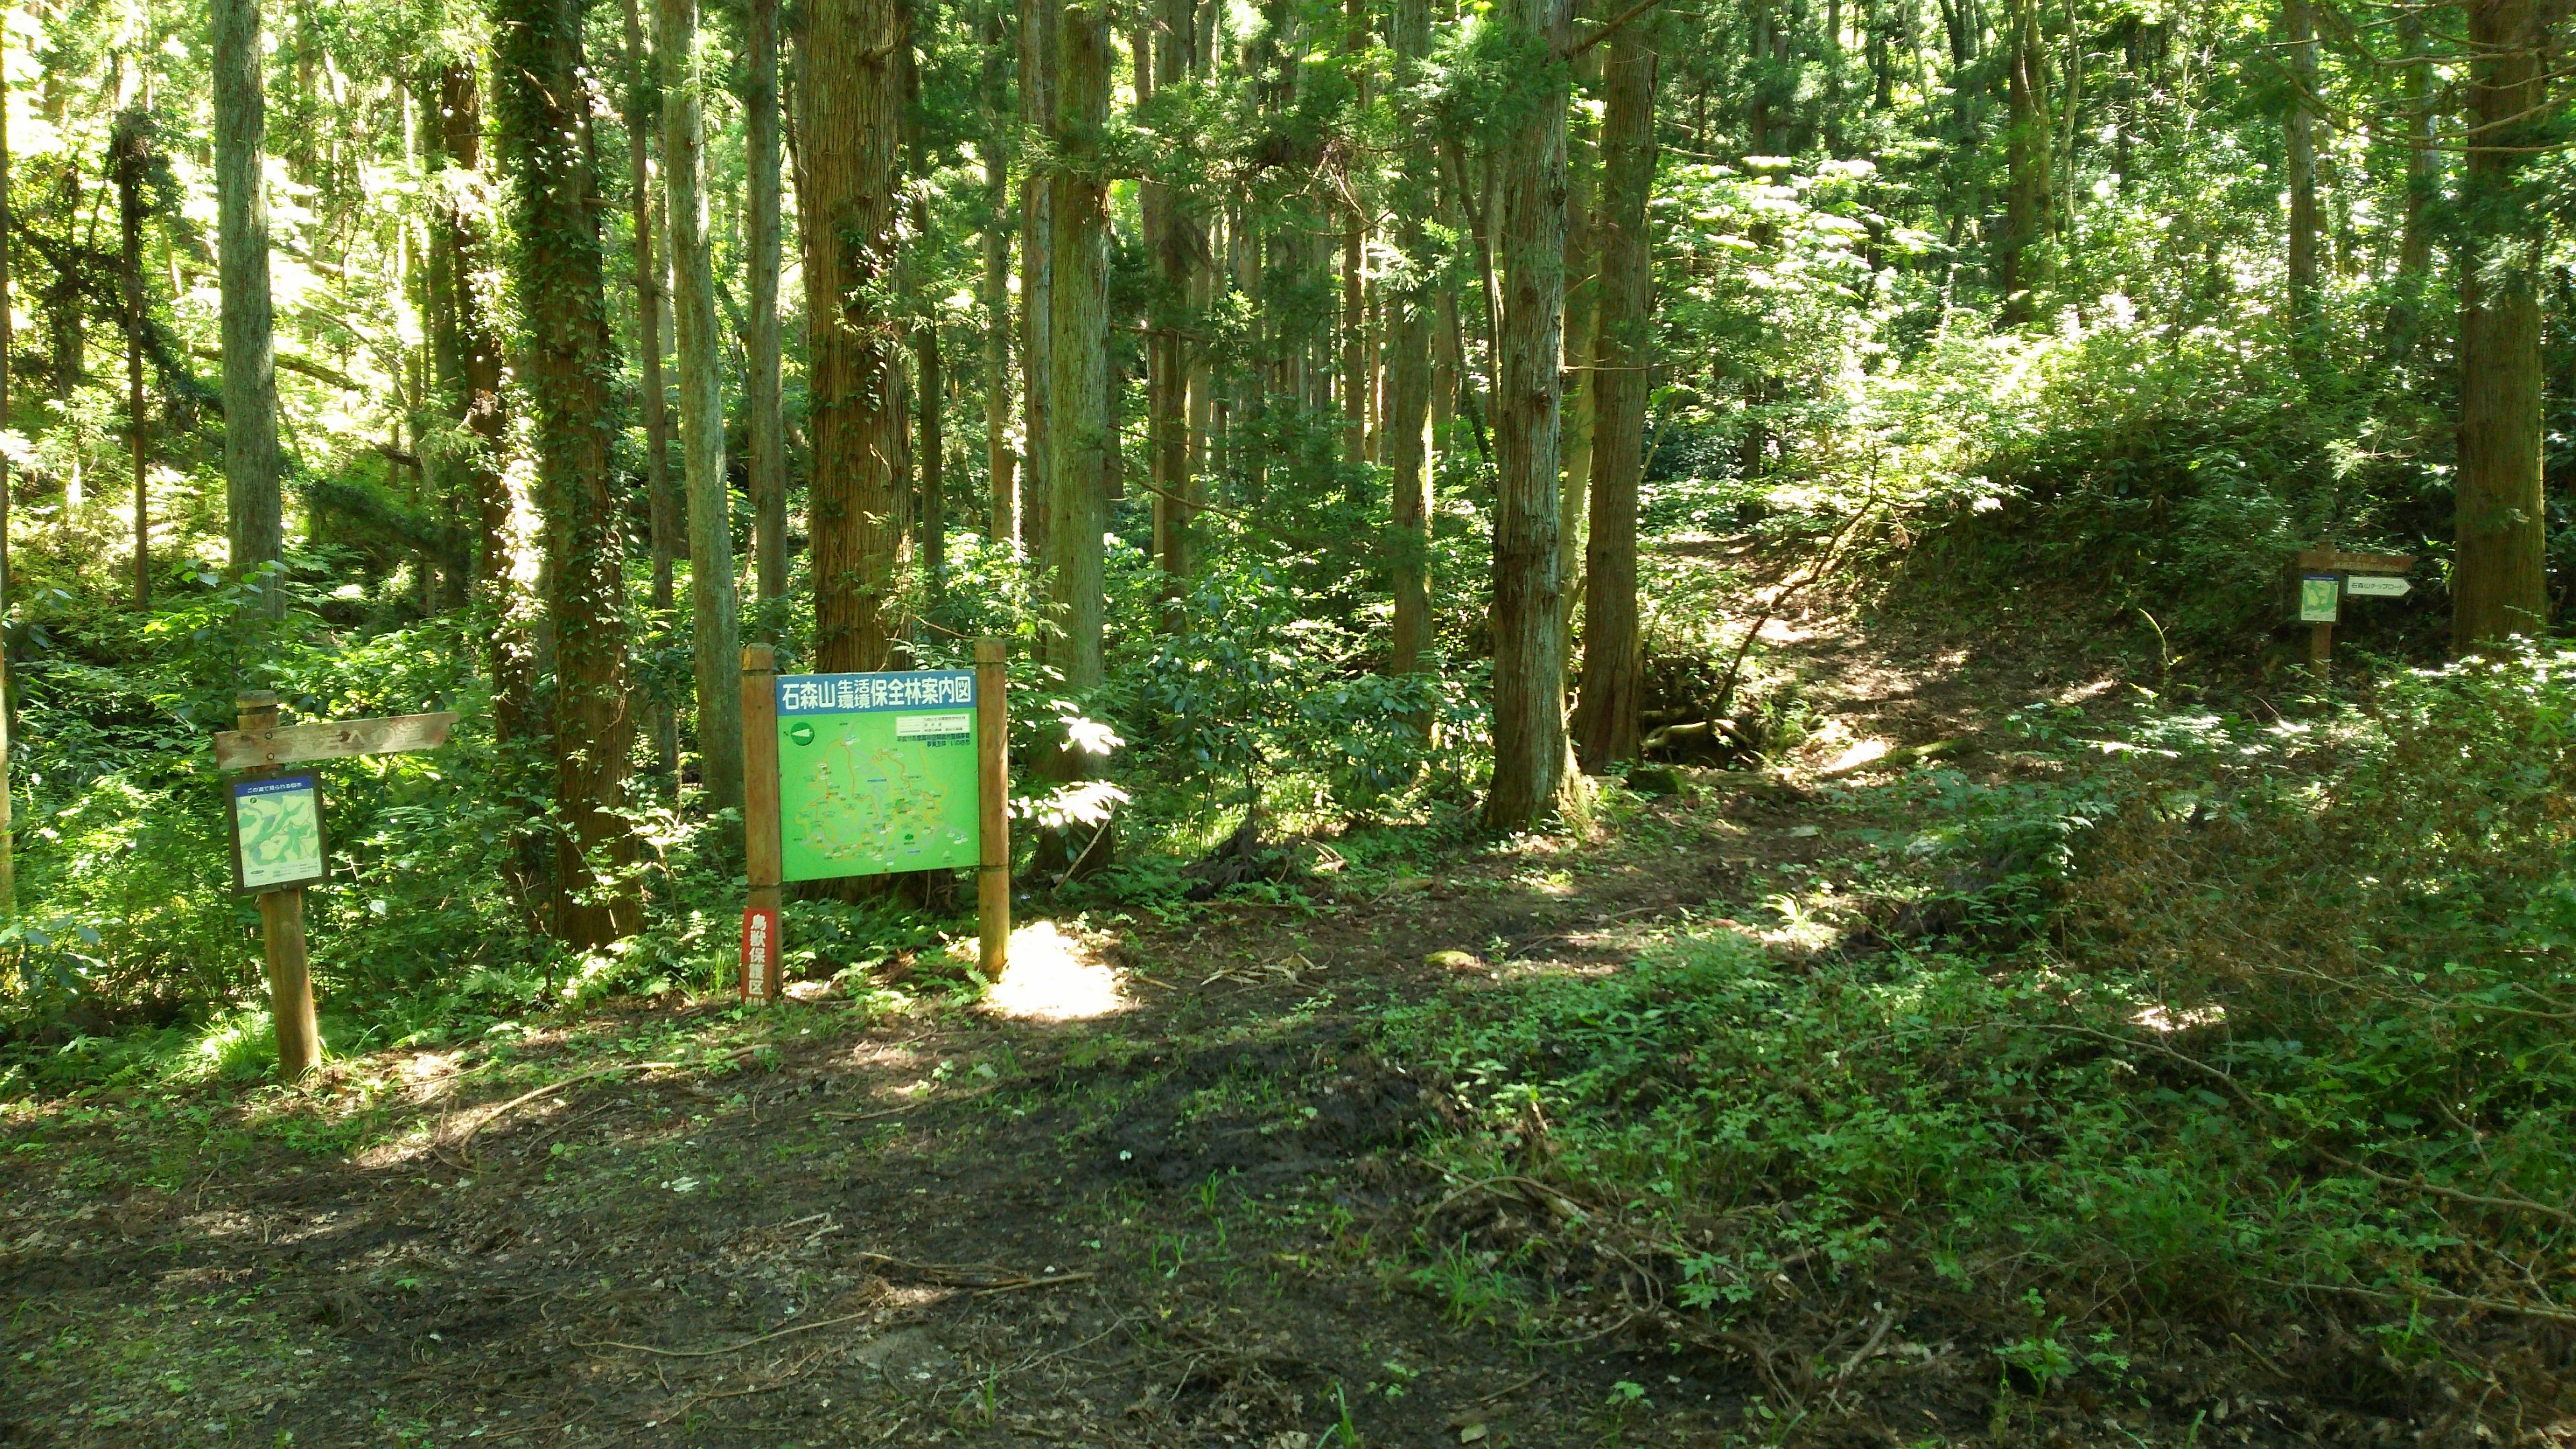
[{"left": 1387, "top": 649, "right": 2576, "bottom": 1401}]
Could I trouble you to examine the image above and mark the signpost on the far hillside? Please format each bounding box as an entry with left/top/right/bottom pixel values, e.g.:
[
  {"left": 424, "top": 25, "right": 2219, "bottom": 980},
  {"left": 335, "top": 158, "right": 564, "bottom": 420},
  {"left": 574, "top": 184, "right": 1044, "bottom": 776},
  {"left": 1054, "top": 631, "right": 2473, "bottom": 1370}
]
[
  {"left": 2293, "top": 547, "right": 2415, "bottom": 680},
  {"left": 214, "top": 694, "right": 456, "bottom": 1079},
  {"left": 739, "top": 641, "right": 1012, "bottom": 1003}
]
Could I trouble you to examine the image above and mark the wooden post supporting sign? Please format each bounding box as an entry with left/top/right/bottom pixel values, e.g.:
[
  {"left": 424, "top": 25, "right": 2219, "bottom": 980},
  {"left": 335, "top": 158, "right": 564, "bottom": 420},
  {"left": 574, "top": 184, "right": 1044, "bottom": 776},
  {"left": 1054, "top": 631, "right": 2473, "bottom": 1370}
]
[
  {"left": 2292, "top": 546, "right": 2416, "bottom": 681},
  {"left": 217, "top": 696, "right": 457, "bottom": 1081},
  {"left": 976, "top": 638, "right": 1011, "bottom": 979},
  {"left": 741, "top": 643, "right": 784, "bottom": 1002},
  {"left": 236, "top": 690, "right": 321, "bottom": 1081}
]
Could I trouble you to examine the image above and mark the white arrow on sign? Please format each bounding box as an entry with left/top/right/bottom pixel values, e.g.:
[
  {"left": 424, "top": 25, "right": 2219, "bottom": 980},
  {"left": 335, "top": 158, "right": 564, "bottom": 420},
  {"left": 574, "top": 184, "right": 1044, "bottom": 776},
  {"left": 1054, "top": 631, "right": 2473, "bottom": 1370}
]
[{"left": 2345, "top": 574, "right": 2411, "bottom": 598}]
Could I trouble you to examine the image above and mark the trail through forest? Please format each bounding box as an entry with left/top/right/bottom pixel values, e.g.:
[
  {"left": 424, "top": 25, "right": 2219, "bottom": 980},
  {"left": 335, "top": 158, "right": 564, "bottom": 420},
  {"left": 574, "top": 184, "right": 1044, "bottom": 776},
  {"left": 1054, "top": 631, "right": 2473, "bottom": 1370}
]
[{"left": 1, "top": 574, "right": 2134, "bottom": 1449}]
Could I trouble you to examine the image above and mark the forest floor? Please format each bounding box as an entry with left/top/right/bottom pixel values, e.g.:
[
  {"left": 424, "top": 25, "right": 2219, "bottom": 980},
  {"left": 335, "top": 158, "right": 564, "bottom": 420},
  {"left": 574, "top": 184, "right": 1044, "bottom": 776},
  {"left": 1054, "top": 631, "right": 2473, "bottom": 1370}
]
[{"left": 0, "top": 569, "right": 2162, "bottom": 1449}]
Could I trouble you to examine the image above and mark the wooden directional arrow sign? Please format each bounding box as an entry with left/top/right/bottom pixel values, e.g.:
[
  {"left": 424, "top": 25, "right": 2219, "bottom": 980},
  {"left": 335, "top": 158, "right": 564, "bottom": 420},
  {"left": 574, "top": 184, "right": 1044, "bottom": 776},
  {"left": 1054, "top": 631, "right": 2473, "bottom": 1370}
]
[
  {"left": 2343, "top": 574, "right": 2411, "bottom": 598},
  {"left": 213, "top": 711, "right": 459, "bottom": 771},
  {"left": 2297, "top": 547, "right": 2416, "bottom": 576}
]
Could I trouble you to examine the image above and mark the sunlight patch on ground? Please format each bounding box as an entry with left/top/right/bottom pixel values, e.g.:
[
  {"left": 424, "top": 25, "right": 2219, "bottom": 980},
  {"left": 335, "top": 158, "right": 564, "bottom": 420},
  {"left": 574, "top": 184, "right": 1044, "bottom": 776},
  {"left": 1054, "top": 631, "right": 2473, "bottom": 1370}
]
[
  {"left": 1819, "top": 736, "right": 1894, "bottom": 774},
  {"left": 1756, "top": 617, "right": 1815, "bottom": 643},
  {"left": 980, "top": 922, "right": 1130, "bottom": 1022}
]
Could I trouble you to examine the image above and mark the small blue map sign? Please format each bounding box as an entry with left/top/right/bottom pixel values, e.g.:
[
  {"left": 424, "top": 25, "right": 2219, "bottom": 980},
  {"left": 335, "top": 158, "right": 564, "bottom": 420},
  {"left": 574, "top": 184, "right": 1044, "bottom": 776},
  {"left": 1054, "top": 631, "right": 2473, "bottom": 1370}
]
[{"left": 229, "top": 773, "right": 328, "bottom": 894}]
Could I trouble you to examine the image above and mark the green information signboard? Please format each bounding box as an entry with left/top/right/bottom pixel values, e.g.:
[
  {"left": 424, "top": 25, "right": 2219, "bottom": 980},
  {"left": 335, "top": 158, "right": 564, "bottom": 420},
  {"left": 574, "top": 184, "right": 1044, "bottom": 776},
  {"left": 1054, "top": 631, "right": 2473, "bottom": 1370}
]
[
  {"left": 2298, "top": 574, "right": 2341, "bottom": 625},
  {"left": 229, "top": 772, "right": 328, "bottom": 894},
  {"left": 775, "top": 670, "right": 980, "bottom": 881}
]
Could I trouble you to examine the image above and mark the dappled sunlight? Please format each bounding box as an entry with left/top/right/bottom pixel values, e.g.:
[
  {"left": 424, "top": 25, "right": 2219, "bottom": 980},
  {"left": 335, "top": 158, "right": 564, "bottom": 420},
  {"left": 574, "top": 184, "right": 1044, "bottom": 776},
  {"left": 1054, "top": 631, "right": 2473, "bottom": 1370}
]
[
  {"left": 1819, "top": 736, "right": 1894, "bottom": 774},
  {"left": 980, "top": 921, "right": 1130, "bottom": 1022}
]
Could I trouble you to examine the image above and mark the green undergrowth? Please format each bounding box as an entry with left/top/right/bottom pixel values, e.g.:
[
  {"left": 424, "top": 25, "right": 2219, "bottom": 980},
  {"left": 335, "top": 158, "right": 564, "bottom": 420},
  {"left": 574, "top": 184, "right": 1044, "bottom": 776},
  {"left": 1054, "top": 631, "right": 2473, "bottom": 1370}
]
[{"left": 1385, "top": 645, "right": 2576, "bottom": 1436}]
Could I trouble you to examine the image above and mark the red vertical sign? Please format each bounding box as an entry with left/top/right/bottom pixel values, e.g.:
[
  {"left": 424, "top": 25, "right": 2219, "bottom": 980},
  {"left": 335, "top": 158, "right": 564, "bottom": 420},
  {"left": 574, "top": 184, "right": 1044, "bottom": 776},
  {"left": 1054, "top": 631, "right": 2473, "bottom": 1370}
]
[{"left": 740, "top": 905, "right": 782, "bottom": 1001}]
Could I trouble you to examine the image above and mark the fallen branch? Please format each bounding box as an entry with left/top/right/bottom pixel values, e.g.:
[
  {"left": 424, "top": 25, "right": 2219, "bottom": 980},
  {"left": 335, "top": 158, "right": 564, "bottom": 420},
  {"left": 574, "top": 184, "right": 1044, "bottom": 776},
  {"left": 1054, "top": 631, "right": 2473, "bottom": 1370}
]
[
  {"left": 2253, "top": 1277, "right": 2576, "bottom": 1327},
  {"left": 572, "top": 1308, "right": 877, "bottom": 1359},
  {"left": 853, "top": 1251, "right": 1095, "bottom": 1292},
  {"left": 815, "top": 1083, "right": 998, "bottom": 1122},
  {"left": 2316, "top": 1149, "right": 2576, "bottom": 1229},
  {"left": 1831, "top": 1305, "right": 1899, "bottom": 1383},
  {"left": 1421, "top": 1173, "right": 1591, "bottom": 1225}
]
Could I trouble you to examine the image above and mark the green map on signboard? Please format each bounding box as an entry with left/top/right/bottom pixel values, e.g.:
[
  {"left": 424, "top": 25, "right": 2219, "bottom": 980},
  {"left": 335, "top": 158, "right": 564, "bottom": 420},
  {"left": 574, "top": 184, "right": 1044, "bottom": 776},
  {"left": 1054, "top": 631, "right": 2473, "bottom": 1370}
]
[
  {"left": 776, "top": 671, "right": 979, "bottom": 881},
  {"left": 2298, "top": 574, "right": 2341, "bottom": 624},
  {"left": 231, "top": 773, "right": 327, "bottom": 892}
]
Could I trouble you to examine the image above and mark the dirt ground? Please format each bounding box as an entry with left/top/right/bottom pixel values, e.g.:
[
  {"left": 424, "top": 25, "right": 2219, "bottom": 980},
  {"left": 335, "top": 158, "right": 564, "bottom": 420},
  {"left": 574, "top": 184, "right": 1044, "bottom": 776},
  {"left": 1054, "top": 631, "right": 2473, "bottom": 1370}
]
[{"left": 0, "top": 592, "right": 2123, "bottom": 1449}]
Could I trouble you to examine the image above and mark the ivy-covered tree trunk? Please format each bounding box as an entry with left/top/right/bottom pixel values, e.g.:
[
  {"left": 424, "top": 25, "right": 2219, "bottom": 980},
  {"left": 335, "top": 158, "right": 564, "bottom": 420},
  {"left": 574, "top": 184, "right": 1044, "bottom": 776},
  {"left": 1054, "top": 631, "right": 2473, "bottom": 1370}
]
[
  {"left": 492, "top": 0, "right": 641, "bottom": 946},
  {"left": 1385, "top": 0, "right": 1436, "bottom": 677},
  {"left": 658, "top": 0, "right": 744, "bottom": 819},
  {"left": 430, "top": 62, "right": 532, "bottom": 747},
  {"left": 212, "top": 0, "right": 282, "bottom": 611},
  {"left": 801, "top": 0, "right": 908, "bottom": 674},
  {"left": 1483, "top": 0, "right": 1580, "bottom": 831},
  {"left": 1572, "top": 14, "right": 1658, "bottom": 769},
  {"left": 745, "top": 0, "right": 788, "bottom": 604},
  {"left": 2453, "top": 0, "right": 2553, "bottom": 652},
  {"left": 620, "top": 0, "right": 680, "bottom": 780}
]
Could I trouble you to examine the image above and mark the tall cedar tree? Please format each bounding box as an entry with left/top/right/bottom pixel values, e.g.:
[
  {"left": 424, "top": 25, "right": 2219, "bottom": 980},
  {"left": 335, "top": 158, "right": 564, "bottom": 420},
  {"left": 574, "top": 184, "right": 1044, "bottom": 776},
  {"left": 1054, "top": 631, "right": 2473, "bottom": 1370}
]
[
  {"left": 114, "top": 109, "right": 150, "bottom": 607},
  {"left": 1998, "top": 0, "right": 2049, "bottom": 322},
  {"left": 745, "top": 0, "right": 789, "bottom": 604},
  {"left": 1384, "top": 0, "right": 1436, "bottom": 676},
  {"left": 2452, "top": 0, "right": 2558, "bottom": 650},
  {"left": 212, "top": 0, "right": 282, "bottom": 610},
  {"left": 0, "top": 51, "right": 13, "bottom": 908},
  {"left": 979, "top": 1, "right": 1016, "bottom": 545},
  {"left": 2282, "top": 0, "right": 2319, "bottom": 334},
  {"left": 801, "top": 0, "right": 908, "bottom": 673},
  {"left": 1046, "top": 1, "right": 1112, "bottom": 710},
  {"left": 1571, "top": 11, "right": 1658, "bottom": 769},
  {"left": 492, "top": 0, "right": 643, "bottom": 945},
  {"left": 659, "top": 0, "right": 745, "bottom": 818},
  {"left": 1019, "top": 0, "right": 1059, "bottom": 566},
  {"left": 1484, "top": 0, "right": 1580, "bottom": 830}
]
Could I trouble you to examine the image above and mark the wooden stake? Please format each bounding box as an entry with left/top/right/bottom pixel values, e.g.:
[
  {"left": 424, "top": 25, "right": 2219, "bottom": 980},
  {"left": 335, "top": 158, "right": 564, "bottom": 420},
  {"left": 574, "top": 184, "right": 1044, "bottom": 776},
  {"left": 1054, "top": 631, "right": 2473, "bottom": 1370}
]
[
  {"left": 975, "top": 638, "right": 1010, "bottom": 977},
  {"left": 2308, "top": 621, "right": 2332, "bottom": 681},
  {"left": 740, "top": 644, "right": 782, "bottom": 1002},
  {"left": 237, "top": 690, "right": 319, "bottom": 1081}
]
